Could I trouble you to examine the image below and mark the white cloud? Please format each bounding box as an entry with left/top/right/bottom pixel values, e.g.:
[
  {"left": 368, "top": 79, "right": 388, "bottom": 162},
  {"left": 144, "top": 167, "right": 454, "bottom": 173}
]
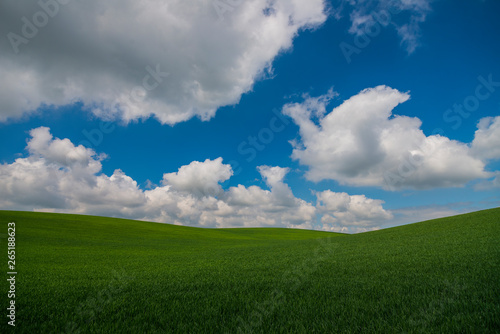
[
  {"left": 162, "top": 158, "right": 233, "bottom": 198},
  {"left": 27, "top": 127, "right": 104, "bottom": 172},
  {"left": 340, "top": 0, "right": 431, "bottom": 54},
  {"left": 316, "top": 190, "right": 392, "bottom": 231},
  {"left": 0, "top": 127, "right": 393, "bottom": 232},
  {"left": 470, "top": 116, "right": 500, "bottom": 161},
  {"left": 283, "top": 86, "right": 495, "bottom": 190},
  {"left": 0, "top": 128, "right": 146, "bottom": 215},
  {"left": 0, "top": 0, "right": 326, "bottom": 124},
  {"left": 394, "top": 0, "right": 431, "bottom": 53},
  {"left": 223, "top": 166, "right": 317, "bottom": 228}
]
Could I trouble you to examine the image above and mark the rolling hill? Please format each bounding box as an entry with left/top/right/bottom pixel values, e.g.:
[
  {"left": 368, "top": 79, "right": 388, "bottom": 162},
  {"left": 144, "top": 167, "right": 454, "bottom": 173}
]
[{"left": 1, "top": 208, "right": 499, "bottom": 333}]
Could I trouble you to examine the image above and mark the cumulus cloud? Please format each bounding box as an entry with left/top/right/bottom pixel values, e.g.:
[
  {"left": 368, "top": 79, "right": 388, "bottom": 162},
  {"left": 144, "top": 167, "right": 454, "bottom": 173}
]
[
  {"left": 283, "top": 86, "right": 496, "bottom": 190},
  {"left": 339, "top": 0, "right": 431, "bottom": 54},
  {"left": 470, "top": 116, "right": 500, "bottom": 161},
  {"left": 0, "top": 127, "right": 392, "bottom": 232},
  {"left": 223, "top": 166, "right": 317, "bottom": 228},
  {"left": 27, "top": 127, "right": 104, "bottom": 172},
  {"left": 162, "top": 158, "right": 233, "bottom": 198},
  {"left": 0, "top": 0, "right": 326, "bottom": 124},
  {"left": 316, "top": 190, "right": 392, "bottom": 232},
  {"left": 0, "top": 127, "right": 146, "bottom": 215}
]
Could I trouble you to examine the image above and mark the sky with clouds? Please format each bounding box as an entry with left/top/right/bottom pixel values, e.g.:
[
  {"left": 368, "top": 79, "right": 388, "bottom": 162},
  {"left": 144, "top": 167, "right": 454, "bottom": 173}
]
[{"left": 0, "top": 0, "right": 499, "bottom": 233}]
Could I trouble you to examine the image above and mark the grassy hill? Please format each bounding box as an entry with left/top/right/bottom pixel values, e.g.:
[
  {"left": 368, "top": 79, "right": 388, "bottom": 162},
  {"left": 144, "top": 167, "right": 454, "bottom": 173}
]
[{"left": 1, "top": 208, "right": 499, "bottom": 333}]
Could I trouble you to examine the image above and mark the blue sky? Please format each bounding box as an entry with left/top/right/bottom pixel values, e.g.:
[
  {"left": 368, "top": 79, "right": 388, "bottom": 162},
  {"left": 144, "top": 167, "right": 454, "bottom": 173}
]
[{"left": 0, "top": 0, "right": 499, "bottom": 232}]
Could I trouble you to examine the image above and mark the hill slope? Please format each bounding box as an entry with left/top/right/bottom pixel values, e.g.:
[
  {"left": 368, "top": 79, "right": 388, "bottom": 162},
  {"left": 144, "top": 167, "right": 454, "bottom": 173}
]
[{"left": 1, "top": 208, "right": 499, "bottom": 333}]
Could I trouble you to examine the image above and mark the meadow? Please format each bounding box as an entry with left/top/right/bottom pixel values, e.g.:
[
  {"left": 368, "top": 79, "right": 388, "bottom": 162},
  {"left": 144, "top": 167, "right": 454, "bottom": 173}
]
[{"left": 1, "top": 208, "right": 499, "bottom": 333}]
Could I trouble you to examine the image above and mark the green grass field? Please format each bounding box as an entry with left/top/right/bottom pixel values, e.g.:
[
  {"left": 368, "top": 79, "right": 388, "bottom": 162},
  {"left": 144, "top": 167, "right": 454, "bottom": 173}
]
[{"left": 1, "top": 208, "right": 499, "bottom": 333}]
